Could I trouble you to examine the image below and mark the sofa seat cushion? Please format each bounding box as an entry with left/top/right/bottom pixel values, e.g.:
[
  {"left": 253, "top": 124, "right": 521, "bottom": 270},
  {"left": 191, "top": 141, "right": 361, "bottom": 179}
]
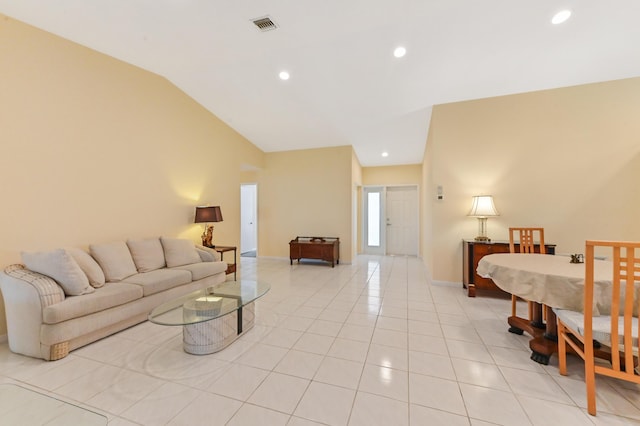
[
  {"left": 171, "top": 261, "right": 228, "bottom": 281},
  {"left": 121, "top": 269, "right": 192, "bottom": 296},
  {"left": 43, "top": 282, "right": 143, "bottom": 324}
]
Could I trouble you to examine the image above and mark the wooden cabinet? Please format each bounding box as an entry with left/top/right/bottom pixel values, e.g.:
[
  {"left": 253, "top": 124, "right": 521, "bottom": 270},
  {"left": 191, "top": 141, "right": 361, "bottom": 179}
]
[
  {"left": 462, "top": 240, "right": 556, "bottom": 297},
  {"left": 289, "top": 237, "right": 340, "bottom": 267}
]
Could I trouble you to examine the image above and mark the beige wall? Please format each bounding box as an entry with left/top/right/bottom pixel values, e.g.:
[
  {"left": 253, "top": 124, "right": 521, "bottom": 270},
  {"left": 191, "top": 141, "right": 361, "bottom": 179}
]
[
  {"left": 362, "top": 165, "right": 422, "bottom": 186},
  {"left": 424, "top": 77, "right": 640, "bottom": 283},
  {"left": 0, "top": 16, "right": 264, "bottom": 334},
  {"left": 352, "top": 150, "right": 363, "bottom": 258},
  {"left": 258, "top": 146, "right": 355, "bottom": 262},
  {"left": 422, "top": 128, "right": 435, "bottom": 277}
]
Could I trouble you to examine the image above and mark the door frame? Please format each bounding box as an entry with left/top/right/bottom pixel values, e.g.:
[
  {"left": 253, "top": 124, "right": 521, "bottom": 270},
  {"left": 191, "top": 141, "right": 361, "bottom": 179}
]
[{"left": 362, "top": 184, "right": 419, "bottom": 256}]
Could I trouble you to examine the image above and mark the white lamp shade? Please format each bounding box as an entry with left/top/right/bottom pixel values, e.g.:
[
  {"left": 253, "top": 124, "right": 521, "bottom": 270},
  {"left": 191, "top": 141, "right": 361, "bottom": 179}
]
[{"left": 468, "top": 195, "right": 499, "bottom": 217}]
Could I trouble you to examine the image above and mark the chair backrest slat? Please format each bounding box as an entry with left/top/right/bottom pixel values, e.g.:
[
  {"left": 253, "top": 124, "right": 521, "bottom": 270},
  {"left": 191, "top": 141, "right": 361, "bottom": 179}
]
[{"left": 609, "top": 245, "right": 621, "bottom": 371}]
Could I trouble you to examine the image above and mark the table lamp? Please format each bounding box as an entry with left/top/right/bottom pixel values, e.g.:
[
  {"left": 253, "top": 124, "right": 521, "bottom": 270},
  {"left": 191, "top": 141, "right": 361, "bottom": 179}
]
[
  {"left": 468, "top": 195, "right": 499, "bottom": 242},
  {"left": 194, "top": 206, "right": 223, "bottom": 248}
]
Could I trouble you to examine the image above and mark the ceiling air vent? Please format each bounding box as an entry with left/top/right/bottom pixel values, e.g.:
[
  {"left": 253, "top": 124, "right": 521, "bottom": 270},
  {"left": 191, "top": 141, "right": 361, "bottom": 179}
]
[{"left": 252, "top": 16, "right": 278, "bottom": 32}]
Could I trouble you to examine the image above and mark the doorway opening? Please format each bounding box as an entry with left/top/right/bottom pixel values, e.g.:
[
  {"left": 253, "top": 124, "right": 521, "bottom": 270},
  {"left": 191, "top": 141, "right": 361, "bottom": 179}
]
[{"left": 240, "top": 184, "right": 257, "bottom": 257}]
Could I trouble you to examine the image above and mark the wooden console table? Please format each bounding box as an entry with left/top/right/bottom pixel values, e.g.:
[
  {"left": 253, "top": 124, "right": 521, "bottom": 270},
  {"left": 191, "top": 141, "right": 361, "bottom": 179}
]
[
  {"left": 289, "top": 237, "right": 340, "bottom": 267},
  {"left": 462, "top": 240, "right": 556, "bottom": 297}
]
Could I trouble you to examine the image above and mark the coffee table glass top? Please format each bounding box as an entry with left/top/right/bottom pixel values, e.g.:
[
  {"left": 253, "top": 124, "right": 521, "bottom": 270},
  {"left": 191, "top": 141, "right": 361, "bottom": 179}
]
[{"left": 148, "top": 280, "right": 270, "bottom": 326}]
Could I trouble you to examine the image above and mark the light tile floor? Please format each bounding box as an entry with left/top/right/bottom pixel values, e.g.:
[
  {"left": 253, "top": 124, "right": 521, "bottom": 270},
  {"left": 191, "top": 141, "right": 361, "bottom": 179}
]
[{"left": 2, "top": 255, "right": 640, "bottom": 425}]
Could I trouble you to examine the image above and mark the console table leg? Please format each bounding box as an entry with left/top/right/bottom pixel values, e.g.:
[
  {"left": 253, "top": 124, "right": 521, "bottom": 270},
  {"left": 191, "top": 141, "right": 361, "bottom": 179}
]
[{"left": 466, "top": 284, "right": 476, "bottom": 297}]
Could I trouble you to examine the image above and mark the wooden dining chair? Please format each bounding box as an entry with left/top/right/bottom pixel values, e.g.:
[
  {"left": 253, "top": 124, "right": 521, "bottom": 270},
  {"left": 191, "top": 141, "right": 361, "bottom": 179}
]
[
  {"left": 508, "top": 227, "right": 546, "bottom": 322},
  {"left": 556, "top": 240, "right": 640, "bottom": 416}
]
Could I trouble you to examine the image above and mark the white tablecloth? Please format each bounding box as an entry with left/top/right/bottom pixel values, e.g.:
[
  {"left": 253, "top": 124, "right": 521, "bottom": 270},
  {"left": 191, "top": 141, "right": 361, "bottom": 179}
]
[{"left": 477, "top": 253, "right": 614, "bottom": 315}]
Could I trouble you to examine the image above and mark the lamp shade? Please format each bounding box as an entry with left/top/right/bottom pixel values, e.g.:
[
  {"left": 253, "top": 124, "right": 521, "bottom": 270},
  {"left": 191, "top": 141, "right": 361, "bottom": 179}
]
[
  {"left": 194, "top": 206, "right": 223, "bottom": 223},
  {"left": 468, "top": 195, "right": 499, "bottom": 217}
]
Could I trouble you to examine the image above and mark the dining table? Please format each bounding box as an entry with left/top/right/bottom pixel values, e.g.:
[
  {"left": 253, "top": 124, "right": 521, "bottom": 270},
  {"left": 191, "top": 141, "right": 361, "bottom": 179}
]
[{"left": 477, "top": 253, "right": 614, "bottom": 365}]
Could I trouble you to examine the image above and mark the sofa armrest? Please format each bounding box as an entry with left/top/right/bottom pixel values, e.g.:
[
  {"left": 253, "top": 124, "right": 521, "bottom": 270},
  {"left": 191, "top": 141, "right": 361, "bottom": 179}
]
[
  {"left": 3, "top": 264, "right": 66, "bottom": 306},
  {"left": 0, "top": 264, "right": 66, "bottom": 359},
  {"left": 195, "top": 245, "right": 221, "bottom": 262}
]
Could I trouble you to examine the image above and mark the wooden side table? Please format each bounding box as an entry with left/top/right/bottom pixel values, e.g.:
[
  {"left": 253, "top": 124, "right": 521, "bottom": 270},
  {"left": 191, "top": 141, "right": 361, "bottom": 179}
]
[{"left": 214, "top": 246, "right": 237, "bottom": 280}]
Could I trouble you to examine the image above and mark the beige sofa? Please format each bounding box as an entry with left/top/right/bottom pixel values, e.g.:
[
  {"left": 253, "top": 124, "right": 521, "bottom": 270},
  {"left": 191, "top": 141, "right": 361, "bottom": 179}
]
[{"left": 0, "top": 237, "right": 228, "bottom": 360}]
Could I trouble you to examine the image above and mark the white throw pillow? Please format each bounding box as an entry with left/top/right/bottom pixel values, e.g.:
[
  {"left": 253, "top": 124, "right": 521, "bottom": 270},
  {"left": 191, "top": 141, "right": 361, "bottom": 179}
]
[
  {"left": 127, "top": 238, "right": 166, "bottom": 272},
  {"left": 22, "top": 249, "right": 94, "bottom": 296},
  {"left": 196, "top": 245, "right": 221, "bottom": 262},
  {"left": 161, "top": 237, "right": 201, "bottom": 267},
  {"left": 66, "top": 247, "right": 106, "bottom": 288},
  {"left": 89, "top": 241, "right": 138, "bottom": 282},
  {"left": 195, "top": 247, "right": 215, "bottom": 262}
]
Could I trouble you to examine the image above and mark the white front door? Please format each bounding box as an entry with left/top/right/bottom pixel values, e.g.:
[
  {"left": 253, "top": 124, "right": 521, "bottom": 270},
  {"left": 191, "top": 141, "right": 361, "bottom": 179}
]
[{"left": 386, "top": 186, "right": 418, "bottom": 256}]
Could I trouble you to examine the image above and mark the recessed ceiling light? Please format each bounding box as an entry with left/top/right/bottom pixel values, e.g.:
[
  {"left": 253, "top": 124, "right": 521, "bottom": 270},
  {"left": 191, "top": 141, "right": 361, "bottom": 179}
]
[
  {"left": 551, "top": 10, "right": 572, "bottom": 25},
  {"left": 382, "top": 152, "right": 389, "bottom": 157},
  {"left": 279, "top": 71, "right": 290, "bottom": 80},
  {"left": 393, "top": 46, "right": 406, "bottom": 58}
]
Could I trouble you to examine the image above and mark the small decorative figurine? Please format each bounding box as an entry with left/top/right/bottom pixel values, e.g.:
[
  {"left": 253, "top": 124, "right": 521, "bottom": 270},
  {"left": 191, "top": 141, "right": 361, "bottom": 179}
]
[
  {"left": 202, "top": 225, "right": 214, "bottom": 248},
  {"left": 570, "top": 253, "right": 584, "bottom": 264}
]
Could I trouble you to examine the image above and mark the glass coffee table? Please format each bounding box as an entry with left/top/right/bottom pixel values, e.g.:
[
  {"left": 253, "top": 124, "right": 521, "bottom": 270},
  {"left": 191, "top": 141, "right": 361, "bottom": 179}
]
[{"left": 149, "top": 280, "right": 270, "bottom": 355}]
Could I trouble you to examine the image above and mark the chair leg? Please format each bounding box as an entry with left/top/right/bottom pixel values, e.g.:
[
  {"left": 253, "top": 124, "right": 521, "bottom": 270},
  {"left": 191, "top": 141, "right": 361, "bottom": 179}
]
[
  {"left": 557, "top": 321, "right": 567, "bottom": 376},
  {"left": 512, "top": 295, "right": 537, "bottom": 322},
  {"left": 584, "top": 342, "right": 597, "bottom": 415}
]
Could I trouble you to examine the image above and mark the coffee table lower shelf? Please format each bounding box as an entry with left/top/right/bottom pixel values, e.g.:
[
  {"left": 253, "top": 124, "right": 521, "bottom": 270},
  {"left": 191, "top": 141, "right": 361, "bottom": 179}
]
[{"left": 183, "top": 302, "right": 255, "bottom": 355}]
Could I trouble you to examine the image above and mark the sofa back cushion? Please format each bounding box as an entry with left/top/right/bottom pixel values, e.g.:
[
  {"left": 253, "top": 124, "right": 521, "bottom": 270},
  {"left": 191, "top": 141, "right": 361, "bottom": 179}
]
[
  {"left": 127, "top": 238, "right": 166, "bottom": 273},
  {"left": 21, "top": 249, "right": 94, "bottom": 296},
  {"left": 160, "top": 237, "right": 201, "bottom": 267},
  {"left": 89, "top": 241, "right": 137, "bottom": 282},
  {"left": 66, "top": 248, "right": 106, "bottom": 288}
]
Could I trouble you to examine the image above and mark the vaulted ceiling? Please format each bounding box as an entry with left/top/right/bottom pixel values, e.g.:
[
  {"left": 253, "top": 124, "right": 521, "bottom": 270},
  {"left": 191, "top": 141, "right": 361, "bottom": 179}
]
[{"left": 2, "top": 1, "right": 639, "bottom": 166}]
